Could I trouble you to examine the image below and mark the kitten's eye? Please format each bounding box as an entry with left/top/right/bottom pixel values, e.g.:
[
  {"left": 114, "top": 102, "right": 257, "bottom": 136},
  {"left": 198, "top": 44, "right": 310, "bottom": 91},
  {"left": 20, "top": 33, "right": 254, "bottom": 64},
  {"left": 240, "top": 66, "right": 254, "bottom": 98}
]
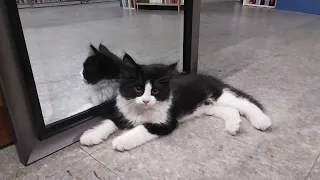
[
  {"left": 135, "top": 86, "right": 142, "bottom": 92},
  {"left": 152, "top": 88, "right": 158, "bottom": 94}
]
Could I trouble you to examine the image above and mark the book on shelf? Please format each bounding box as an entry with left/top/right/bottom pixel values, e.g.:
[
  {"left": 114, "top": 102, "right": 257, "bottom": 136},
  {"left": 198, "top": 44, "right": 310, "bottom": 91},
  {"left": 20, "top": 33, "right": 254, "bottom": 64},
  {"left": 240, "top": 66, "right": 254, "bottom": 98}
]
[
  {"left": 16, "top": 0, "right": 26, "bottom": 4},
  {"left": 136, "top": 0, "right": 184, "bottom": 5},
  {"left": 246, "top": 0, "right": 275, "bottom": 6},
  {"left": 122, "top": 0, "right": 134, "bottom": 8},
  {"left": 269, "top": 0, "right": 275, "bottom": 6},
  {"left": 149, "top": 0, "right": 162, "bottom": 3},
  {"left": 137, "top": 0, "right": 149, "bottom": 3},
  {"left": 137, "top": 0, "right": 181, "bottom": 4}
]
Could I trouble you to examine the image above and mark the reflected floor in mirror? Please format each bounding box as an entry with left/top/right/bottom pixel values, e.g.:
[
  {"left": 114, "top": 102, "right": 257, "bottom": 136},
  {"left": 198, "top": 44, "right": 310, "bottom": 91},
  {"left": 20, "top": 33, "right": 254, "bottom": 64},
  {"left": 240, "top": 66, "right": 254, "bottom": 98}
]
[{"left": 19, "top": 2, "right": 183, "bottom": 125}]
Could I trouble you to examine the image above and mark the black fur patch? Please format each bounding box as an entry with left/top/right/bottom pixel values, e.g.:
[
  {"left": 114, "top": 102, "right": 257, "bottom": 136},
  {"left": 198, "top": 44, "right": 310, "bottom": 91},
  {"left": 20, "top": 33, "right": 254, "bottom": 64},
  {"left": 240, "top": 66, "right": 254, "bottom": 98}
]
[{"left": 82, "top": 44, "right": 122, "bottom": 84}]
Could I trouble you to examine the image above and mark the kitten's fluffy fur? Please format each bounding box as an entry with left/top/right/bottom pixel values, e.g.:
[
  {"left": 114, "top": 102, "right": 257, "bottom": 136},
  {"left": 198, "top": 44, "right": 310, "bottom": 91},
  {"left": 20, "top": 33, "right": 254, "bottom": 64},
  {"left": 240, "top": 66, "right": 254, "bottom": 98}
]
[
  {"left": 69, "top": 44, "right": 122, "bottom": 116},
  {"left": 80, "top": 53, "right": 272, "bottom": 151},
  {"left": 81, "top": 44, "right": 123, "bottom": 104}
]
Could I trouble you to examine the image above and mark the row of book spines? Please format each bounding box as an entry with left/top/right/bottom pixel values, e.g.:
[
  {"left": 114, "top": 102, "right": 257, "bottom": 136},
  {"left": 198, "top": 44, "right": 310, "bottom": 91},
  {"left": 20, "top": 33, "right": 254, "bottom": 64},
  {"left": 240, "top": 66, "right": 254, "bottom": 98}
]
[
  {"left": 142, "top": 0, "right": 181, "bottom": 4},
  {"left": 16, "top": 0, "right": 70, "bottom": 4},
  {"left": 122, "top": 0, "right": 134, "bottom": 8},
  {"left": 166, "top": 0, "right": 177, "bottom": 3},
  {"left": 248, "top": 0, "right": 276, "bottom": 6}
]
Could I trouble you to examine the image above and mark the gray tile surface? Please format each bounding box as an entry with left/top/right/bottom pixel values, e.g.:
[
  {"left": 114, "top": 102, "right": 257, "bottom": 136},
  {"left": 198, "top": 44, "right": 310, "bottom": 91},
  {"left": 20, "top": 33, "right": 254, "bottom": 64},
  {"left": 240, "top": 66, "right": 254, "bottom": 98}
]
[
  {"left": 1, "top": 1, "right": 320, "bottom": 180},
  {"left": 44, "top": 156, "right": 121, "bottom": 180},
  {"left": 87, "top": 118, "right": 269, "bottom": 180},
  {"left": 0, "top": 146, "right": 20, "bottom": 180},
  {"left": 307, "top": 155, "right": 320, "bottom": 180},
  {"left": 16, "top": 144, "right": 88, "bottom": 180}
]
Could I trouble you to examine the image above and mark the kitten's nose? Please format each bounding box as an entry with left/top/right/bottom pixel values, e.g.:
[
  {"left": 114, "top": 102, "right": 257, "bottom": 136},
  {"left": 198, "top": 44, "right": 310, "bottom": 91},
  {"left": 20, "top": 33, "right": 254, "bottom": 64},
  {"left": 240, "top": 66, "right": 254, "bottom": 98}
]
[{"left": 142, "top": 100, "right": 149, "bottom": 105}]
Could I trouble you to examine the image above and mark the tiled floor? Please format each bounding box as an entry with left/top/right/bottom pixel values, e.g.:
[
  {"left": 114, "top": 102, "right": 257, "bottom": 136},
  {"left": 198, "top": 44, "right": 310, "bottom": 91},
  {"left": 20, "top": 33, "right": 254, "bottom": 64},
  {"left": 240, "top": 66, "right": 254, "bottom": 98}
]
[{"left": 1, "top": 1, "right": 320, "bottom": 180}]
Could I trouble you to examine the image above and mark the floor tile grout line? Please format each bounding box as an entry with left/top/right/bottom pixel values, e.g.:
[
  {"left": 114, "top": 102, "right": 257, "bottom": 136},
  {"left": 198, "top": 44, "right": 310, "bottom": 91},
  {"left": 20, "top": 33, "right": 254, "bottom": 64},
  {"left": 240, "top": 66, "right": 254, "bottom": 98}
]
[
  {"left": 45, "top": 155, "right": 90, "bottom": 179},
  {"left": 14, "top": 168, "right": 19, "bottom": 180},
  {"left": 17, "top": 153, "right": 89, "bottom": 180},
  {"left": 36, "top": 145, "right": 91, "bottom": 179},
  {"left": 305, "top": 152, "right": 320, "bottom": 180},
  {"left": 77, "top": 144, "right": 124, "bottom": 180}
]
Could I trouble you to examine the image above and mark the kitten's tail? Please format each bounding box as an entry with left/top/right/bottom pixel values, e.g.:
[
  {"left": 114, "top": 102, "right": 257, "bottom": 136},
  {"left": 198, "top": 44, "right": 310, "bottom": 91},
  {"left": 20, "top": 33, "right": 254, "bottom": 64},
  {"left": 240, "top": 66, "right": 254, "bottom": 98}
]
[{"left": 216, "top": 88, "right": 272, "bottom": 131}]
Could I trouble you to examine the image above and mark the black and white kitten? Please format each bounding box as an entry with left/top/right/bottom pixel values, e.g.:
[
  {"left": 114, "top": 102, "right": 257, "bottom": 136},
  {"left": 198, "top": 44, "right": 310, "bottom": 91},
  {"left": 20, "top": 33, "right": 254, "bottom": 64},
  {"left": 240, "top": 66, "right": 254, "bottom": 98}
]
[{"left": 80, "top": 54, "right": 272, "bottom": 151}]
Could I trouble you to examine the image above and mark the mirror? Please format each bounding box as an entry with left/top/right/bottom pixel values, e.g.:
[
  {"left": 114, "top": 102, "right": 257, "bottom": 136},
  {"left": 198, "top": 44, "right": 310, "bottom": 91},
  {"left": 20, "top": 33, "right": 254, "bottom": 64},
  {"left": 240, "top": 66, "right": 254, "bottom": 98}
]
[{"left": 16, "top": 1, "right": 183, "bottom": 125}]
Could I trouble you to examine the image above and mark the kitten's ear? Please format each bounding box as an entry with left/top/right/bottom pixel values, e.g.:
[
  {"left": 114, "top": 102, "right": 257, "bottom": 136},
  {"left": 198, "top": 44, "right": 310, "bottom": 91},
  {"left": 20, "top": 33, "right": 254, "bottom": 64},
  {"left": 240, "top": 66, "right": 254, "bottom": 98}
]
[
  {"left": 89, "top": 44, "right": 100, "bottom": 55},
  {"left": 165, "top": 62, "right": 178, "bottom": 75},
  {"left": 98, "top": 43, "right": 111, "bottom": 54},
  {"left": 121, "top": 53, "right": 139, "bottom": 78},
  {"left": 122, "top": 53, "right": 138, "bottom": 68},
  {"left": 90, "top": 44, "right": 109, "bottom": 59}
]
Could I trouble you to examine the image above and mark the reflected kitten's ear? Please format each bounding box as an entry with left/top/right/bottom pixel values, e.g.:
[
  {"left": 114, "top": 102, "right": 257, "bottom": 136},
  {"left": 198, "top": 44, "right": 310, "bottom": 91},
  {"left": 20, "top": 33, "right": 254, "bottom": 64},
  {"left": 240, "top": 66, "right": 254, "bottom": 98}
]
[
  {"left": 90, "top": 44, "right": 109, "bottom": 59},
  {"left": 98, "top": 43, "right": 111, "bottom": 54},
  {"left": 89, "top": 44, "right": 100, "bottom": 55},
  {"left": 123, "top": 53, "right": 138, "bottom": 69}
]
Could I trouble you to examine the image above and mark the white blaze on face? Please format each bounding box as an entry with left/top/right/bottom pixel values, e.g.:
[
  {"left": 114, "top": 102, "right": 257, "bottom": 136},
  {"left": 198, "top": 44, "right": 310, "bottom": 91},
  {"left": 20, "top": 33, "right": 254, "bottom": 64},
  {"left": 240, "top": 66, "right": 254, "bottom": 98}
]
[
  {"left": 79, "top": 69, "right": 87, "bottom": 84},
  {"left": 79, "top": 69, "right": 84, "bottom": 78},
  {"left": 136, "top": 82, "right": 156, "bottom": 107}
]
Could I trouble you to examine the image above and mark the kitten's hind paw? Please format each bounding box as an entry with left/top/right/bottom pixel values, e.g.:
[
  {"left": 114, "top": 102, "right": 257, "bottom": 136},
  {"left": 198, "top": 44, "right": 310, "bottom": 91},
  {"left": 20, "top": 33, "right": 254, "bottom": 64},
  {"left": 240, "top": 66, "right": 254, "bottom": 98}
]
[
  {"left": 250, "top": 114, "right": 272, "bottom": 131},
  {"left": 225, "top": 123, "right": 240, "bottom": 136},
  {"left": 80, "top": 129, "right": 103, "bottom": 146}
]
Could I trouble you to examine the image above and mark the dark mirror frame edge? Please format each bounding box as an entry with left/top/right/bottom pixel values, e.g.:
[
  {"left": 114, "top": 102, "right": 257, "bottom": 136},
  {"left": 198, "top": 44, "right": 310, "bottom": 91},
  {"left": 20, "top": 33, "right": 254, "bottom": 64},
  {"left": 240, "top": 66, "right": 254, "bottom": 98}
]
[{"left": 0, "top": 0, "right": 200, "bottom": 166}]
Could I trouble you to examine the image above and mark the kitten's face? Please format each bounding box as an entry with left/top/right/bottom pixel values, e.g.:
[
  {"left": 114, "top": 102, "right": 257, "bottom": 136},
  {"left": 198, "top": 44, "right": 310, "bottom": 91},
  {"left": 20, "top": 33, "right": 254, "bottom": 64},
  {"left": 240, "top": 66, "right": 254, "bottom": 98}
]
[
  {"left": 81, "top": 55, "right": 104, "bottom": 84},
  {"left": 119, "top": 54, "right": 177, "bottom": 108}
]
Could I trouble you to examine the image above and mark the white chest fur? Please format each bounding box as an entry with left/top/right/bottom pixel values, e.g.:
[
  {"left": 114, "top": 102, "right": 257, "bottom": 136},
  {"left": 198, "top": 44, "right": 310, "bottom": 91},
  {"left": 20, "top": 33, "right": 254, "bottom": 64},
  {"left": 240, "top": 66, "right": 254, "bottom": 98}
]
[
  {"left": 90, "top": 79, "right": 119, "bottom": 104},
  {"left": 116, "top": 95, "right": 172, "bottom": 126}
]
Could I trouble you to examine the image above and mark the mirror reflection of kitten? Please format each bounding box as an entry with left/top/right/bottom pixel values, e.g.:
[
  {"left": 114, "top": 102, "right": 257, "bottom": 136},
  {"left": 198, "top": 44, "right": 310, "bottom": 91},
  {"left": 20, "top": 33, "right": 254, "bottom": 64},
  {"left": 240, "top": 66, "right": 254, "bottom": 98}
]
[
  {"left": 69, "top": 44, "right": 123, "bottom": 117},
  {"left": 80, "top": 44, "right": 123, "bottom": 104},
  {"left": 80, "top": 53, "right": 272, "bottom": 151}
]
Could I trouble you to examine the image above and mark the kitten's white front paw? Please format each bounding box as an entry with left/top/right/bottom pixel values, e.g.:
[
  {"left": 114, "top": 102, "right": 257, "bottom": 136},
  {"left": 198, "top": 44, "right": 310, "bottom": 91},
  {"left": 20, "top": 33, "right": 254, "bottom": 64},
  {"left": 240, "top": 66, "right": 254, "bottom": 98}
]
[
  {"left": 112, "top": 135, "right": 135, "bottom": 151},
  {"left": 80, "top": 129, "right": 103, "bottom": 146},
  {"left": 225, "top": 123, "right": 240, "bottom": 136},
  {"left": 251, "top": 114, "right": 272, "bottom": 131}
]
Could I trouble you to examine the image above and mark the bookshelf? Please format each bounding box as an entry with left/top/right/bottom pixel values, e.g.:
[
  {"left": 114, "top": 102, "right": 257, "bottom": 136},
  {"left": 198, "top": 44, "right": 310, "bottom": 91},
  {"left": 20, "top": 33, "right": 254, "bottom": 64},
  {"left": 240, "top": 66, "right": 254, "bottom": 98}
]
[
  {"left": 122, "top": 0, "right": 135, "bottom": 9},
  {"left": 243, "top": 0, "right": 276, "bottom": 8},
  {"left": 133, "top": 0, "right": 184, "bottom": 11},
  {"left": 16, "top": 0, "right": 112, "bottom": 8}
]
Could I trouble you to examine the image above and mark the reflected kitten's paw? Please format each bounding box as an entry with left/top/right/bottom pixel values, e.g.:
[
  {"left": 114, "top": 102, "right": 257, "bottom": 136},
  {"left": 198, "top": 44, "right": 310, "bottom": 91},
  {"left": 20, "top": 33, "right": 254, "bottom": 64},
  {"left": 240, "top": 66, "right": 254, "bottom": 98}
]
[
  {"left": 112, "top": 135, "right": 135, "bottom": 151},
  {"left": 80, "top": 129, "right": 103, "bottom": 146}
]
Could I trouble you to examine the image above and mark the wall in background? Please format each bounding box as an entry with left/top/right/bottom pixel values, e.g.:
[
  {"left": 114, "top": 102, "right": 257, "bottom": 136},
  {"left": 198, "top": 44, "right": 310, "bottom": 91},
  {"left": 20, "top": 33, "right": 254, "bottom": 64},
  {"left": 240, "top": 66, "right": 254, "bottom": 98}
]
[{"left": 276, "top": 0, "right": 320, "bottom": 15}]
